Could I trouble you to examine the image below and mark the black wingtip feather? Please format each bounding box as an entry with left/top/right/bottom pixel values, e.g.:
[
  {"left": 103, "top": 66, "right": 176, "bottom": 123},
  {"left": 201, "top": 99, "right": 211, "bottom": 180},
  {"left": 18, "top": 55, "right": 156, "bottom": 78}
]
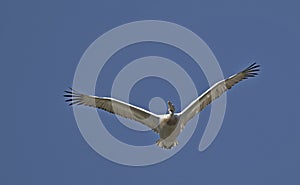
[
  {"left": 63, "top": 94, "right": 73, "bottom": 97},
  {"left": 246, "top": 62, "right": 260, "bottom": 70},
  {"left": 240, "top": 63, "right": 260, "bottom": 79},
  {"left": 63, "top": 88, "right": 83, "bottom": 106},
  {"left": 64, "top": 90, "right": 72, "bottom": 94},
  {"left": 247, "top": 62, "right": 256, "bottom": 68},
  {"left": 247, "top": 63, "right": 260, "bottom": 70}
]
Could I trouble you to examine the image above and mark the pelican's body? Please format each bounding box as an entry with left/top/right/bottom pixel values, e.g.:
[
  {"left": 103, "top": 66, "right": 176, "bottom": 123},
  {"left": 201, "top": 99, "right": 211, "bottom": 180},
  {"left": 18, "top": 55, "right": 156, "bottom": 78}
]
[
  {"left": 65, "top": 63, "right": 260, "bottom": 149},
  {"left": 156, "top": 104, "right": 181, "bottom": 148}
]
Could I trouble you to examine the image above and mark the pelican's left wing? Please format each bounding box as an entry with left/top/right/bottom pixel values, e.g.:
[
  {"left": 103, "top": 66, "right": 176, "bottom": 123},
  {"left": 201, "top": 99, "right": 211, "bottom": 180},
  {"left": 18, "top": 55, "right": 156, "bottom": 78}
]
[
  {"left": 178, "top": 63, "right": 260, "bottom": 125},
  {"left": 64, "top": 89, "right": 161, "bottom": 132}
]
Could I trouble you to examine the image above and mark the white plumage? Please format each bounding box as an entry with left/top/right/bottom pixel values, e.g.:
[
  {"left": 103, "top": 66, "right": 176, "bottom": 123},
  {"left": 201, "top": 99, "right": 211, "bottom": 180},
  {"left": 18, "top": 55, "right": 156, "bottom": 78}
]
[{"left": 65, "top": 63, "right": 260, "bottom": 149}]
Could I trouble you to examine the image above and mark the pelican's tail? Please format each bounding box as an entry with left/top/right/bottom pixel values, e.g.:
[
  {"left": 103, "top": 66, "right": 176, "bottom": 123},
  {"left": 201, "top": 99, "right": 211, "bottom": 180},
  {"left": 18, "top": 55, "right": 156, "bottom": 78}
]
[{"left": 156, "top": 139, "right": 178, "bottom": 149}]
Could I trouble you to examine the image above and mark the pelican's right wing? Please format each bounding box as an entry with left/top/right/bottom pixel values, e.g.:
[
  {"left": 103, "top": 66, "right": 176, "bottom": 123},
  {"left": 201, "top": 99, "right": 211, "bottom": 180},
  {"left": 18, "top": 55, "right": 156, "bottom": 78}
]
[
  {"left": 64, "top": 89, "right": 161, "bottom": 132},
  {"left": 178, "top": 63, "right": 260, "bottom": 125}
]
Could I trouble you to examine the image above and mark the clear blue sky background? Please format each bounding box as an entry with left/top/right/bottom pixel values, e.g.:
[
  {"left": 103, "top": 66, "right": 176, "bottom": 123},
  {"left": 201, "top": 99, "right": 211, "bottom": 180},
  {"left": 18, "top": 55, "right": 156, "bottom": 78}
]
[{"left": 4, "top": 0, "right": 300, "bottom": 184}]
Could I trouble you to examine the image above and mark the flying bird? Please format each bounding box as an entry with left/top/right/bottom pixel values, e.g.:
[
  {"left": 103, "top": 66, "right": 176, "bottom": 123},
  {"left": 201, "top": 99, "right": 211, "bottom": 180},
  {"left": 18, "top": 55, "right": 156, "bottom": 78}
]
[{"left": 64, "top": 63, "right": 260, "bottom": 149}]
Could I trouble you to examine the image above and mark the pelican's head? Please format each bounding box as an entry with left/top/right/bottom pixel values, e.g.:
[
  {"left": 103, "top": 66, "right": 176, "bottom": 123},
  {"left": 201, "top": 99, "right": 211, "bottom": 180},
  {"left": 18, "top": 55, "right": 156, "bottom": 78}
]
[{"left": 167, "top": 101, "right": 175, "bottom": 115}]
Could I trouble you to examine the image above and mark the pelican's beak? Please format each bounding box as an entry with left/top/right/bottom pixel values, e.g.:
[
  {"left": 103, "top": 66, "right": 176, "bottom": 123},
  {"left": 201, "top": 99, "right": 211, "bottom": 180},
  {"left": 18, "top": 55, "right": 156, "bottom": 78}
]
[{"left": 167, "top": 101, "right": 175, "bottom": 113}]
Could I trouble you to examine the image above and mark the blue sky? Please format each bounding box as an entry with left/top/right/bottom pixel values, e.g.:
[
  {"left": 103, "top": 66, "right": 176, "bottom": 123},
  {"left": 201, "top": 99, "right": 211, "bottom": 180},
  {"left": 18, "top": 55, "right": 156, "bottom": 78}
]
[{"left": 5, "top": 0, "right": 300, "bottom": 184}]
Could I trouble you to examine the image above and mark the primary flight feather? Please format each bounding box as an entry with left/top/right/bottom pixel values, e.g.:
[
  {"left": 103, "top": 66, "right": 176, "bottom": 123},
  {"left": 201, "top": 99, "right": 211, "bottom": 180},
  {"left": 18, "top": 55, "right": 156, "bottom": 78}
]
[{"left": 65, "top": 63, "right": 260, "bottom": 149}]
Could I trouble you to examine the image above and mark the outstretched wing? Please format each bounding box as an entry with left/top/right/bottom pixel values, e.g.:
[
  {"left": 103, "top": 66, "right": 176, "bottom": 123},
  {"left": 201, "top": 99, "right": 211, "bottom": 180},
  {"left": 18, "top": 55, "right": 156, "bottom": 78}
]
[
  {"left": 64, "top": 89, "right": 161, "bottom": 132},
  {"left": 178, "top": 63, "right": 260, "bottom": 125}
]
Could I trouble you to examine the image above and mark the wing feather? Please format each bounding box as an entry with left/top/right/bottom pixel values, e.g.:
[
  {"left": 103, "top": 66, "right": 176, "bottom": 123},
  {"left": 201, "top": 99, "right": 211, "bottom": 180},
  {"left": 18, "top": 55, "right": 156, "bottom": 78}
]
[
  {"left": 64, "top": 89, "right": 161, "bottom": 132},
  {"left": 179, "top": 63, "right": 260, "bottom": 125}
]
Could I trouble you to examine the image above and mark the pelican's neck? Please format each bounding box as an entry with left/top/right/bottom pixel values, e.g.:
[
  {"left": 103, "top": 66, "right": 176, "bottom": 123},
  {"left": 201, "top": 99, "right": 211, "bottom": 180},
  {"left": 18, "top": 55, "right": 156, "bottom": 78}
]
[
  {"left": 167, "top": 101, "right": 175, "bottom": 117},
  {"left": 168, "top": 111, "right": 174, "bottom": 117}
]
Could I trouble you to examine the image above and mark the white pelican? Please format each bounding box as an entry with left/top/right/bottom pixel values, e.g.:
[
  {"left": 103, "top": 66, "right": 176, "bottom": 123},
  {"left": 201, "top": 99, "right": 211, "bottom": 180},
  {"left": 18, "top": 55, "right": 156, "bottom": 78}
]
[{"left": 65, "top": 63, "right": 260, "bottom": 149}]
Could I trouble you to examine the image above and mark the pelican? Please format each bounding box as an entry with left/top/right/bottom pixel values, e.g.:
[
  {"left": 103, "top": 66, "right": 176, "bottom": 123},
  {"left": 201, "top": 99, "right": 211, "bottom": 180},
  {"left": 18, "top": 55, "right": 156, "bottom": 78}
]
[{"left": 64, "top": 63, "right": 260, "bottom": 149}]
